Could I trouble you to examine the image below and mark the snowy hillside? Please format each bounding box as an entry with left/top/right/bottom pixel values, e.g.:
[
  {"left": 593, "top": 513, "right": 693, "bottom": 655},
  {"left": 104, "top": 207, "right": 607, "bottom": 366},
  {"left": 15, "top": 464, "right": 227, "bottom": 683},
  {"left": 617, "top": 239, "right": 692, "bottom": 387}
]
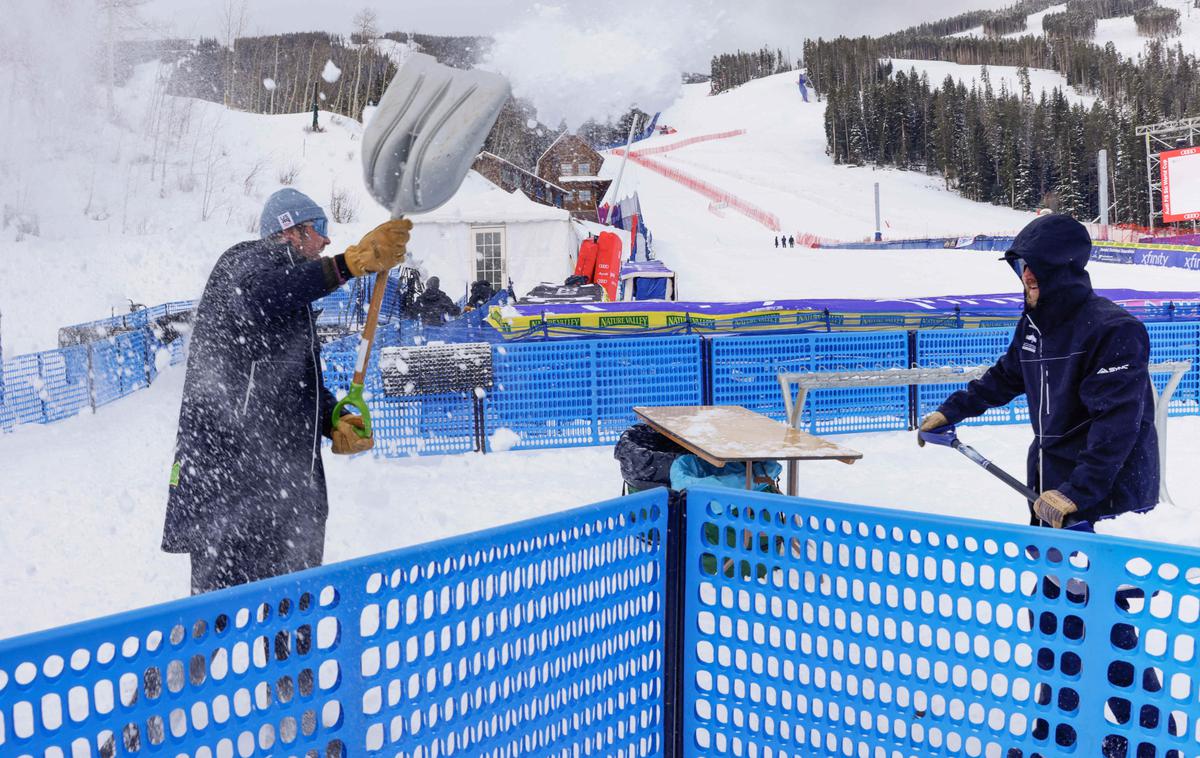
[
  {"left": 886, "top": 58, "right": 1098, "bottom": 106},
  {"left": 597, "top": 70, "right": 1200, "bottom": 301},
  {"left": 947, "top": 0, "right": 1200, "bottom": 59}
]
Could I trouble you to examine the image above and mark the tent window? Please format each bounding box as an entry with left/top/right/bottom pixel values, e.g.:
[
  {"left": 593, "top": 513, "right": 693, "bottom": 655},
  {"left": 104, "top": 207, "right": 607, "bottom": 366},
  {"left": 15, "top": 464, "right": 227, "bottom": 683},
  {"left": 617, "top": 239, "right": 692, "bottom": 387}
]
[{"left": 473, "top": 226, "right": 506, "bottom": 290}]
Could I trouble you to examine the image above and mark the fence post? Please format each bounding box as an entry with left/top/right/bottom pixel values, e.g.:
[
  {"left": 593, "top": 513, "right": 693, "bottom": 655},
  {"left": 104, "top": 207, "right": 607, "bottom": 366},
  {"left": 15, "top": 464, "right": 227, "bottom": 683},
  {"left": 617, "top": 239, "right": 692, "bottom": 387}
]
[
  {"left": 662, "top": 490, "right": 688, "bottom": 758},
  {"left": 907, "top": 330, "right": 919, "bottom": 430},
  {"left": 823, "top": 308, "right": 831, "bottom": 333},
  {"left": 36, "top": 352, "right": 47, "bottom": 422},
  {"left": 87, "top": 343, "right": 97, "bottom": 413}
]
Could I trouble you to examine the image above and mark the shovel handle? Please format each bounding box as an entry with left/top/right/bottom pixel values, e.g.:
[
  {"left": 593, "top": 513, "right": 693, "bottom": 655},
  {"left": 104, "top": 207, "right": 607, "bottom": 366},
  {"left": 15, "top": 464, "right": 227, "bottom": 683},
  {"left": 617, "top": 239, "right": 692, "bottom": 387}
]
[
  {"left": 332, "top": 252, "right": 396, "bottom": 439},
  {"left": 332, "top": 382, "right": 372, "bottom": 438},
  {"left": 918, "top": 424, "right": 958, "bottom": 448}
]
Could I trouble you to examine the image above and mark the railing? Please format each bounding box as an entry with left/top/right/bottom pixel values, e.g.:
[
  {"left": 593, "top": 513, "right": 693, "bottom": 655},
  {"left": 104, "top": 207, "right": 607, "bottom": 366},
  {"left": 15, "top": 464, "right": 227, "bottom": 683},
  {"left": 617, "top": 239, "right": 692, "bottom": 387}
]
[
  {"left": 0, "top": 490, "right": 670, "bottom": 757},
  {"left": 5, "top": 486, "right": 1200, "bottom": 757}
]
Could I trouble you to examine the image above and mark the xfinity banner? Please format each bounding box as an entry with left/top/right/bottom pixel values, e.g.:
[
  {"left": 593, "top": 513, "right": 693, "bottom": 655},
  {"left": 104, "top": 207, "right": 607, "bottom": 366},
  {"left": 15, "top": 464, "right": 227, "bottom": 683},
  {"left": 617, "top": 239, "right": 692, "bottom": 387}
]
[{"left": 1092, "top": 243, "right": 1200, "bottom": 271}]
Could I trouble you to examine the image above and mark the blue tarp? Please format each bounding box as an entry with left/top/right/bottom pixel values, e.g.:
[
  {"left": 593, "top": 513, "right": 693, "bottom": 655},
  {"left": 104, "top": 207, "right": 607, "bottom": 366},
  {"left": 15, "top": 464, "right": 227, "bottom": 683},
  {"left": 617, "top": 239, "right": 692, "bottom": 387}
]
[{"left": 670, "top": 455, "right": 781, "bottom": 492}]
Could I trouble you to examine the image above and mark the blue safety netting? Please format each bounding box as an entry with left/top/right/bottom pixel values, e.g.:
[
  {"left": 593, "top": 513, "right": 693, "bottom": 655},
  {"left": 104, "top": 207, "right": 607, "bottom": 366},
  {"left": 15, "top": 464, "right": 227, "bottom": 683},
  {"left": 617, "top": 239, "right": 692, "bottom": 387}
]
[
  {"left": 0, "top": 489, "right": 670, "bottom": 758},
  {"left": 682, "top": 485, "right": 1200, "bottom": 757},
  {"left": 708, "top": 331, "right": 910, "bottom": 434}
]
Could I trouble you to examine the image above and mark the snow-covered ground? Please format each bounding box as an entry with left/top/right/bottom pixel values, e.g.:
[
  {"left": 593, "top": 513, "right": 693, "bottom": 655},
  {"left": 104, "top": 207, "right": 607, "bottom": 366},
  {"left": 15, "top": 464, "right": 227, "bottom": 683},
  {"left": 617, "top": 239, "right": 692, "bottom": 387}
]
[
  {"left": 886, "top": 58, "right": 1097, "bottom": 106},
  {"left": 601, "top": 71, "right": 1200, "bottom": 301},
  {"left": 945, "top": 0, "right": 1200, "bottom": 59},
  {"left": 5, "top": 63, "right": 1200, "bottom": 640},
  {"left": 2, "top": 364, "right": 1198, "bottom": 640}
]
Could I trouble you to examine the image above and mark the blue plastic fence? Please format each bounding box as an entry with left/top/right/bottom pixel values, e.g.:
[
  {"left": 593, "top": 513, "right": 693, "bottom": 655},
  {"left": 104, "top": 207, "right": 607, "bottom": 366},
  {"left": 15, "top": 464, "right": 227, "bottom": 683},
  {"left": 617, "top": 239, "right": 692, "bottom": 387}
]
[
  {"left": 3, "top": 312, "right": 190, "bottom": 432},
  {"left": 321, "top": 335, "right": 704, "bottom": 456},
  {"left": 0, "top": 489, "right": 670, "bottom": 758},
  {"left": 681, "top": 486, "right": 1200, "bottom": 757},
  {"left": 708, "top": 331, "right": 910, "bottom": 434}
]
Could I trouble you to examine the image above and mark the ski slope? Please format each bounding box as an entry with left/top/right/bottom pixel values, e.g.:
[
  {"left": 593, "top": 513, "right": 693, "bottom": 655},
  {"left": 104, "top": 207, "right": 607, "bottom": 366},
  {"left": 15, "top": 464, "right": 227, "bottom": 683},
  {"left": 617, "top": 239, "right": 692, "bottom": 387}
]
[
  {"left": 599, "top": 71, "right": 1200, "bottom": 301},
  {"left": 947, "top": 0, "right": 1200, "bottom": 59}
]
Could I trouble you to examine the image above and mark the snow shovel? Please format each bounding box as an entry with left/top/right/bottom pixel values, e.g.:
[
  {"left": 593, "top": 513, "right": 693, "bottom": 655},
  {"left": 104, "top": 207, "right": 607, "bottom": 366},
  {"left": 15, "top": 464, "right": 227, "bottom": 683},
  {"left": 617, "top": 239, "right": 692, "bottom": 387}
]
[
  {"left": 332, "top": 53, "right": 510, "bottom": 437},
  {"left": 919, "top": 424, "right": 1041, "bottom": 503}
]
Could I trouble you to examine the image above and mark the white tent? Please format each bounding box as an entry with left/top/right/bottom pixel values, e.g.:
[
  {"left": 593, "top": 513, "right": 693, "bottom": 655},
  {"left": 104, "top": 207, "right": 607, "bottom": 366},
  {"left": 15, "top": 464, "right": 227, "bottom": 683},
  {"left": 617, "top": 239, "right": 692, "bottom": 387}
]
[{"left": 407, "top": 172, "right": 575, "bottom": 299}]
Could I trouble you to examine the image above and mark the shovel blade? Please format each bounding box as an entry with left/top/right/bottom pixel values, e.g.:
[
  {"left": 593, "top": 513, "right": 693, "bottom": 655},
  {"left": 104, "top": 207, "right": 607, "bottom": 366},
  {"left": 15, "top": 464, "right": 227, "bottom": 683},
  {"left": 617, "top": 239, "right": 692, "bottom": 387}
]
[{"left": 363, "top": 53, "right": 511, "bottom": 217}]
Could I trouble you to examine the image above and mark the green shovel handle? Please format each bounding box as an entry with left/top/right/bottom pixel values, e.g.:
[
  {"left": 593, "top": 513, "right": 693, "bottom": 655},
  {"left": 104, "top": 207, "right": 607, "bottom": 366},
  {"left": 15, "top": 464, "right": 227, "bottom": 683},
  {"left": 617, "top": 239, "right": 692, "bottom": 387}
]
[{"left": 332, "top": 383, "right": 372, "bottom": 438}]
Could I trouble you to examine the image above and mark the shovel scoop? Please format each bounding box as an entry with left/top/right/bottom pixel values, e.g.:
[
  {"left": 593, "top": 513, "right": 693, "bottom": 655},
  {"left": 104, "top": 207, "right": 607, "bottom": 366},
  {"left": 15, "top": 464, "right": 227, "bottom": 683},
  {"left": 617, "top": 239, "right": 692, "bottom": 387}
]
[{"left": 333, "top": 53, "right": 511, "bottom": 437}]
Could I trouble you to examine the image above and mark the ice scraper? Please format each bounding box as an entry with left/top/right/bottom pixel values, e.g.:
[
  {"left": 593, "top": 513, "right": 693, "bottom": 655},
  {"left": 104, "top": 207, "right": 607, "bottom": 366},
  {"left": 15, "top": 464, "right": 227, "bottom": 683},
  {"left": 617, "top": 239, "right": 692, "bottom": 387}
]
[{"left": 333, "top": 53, "right": 510, "bottom": 437}]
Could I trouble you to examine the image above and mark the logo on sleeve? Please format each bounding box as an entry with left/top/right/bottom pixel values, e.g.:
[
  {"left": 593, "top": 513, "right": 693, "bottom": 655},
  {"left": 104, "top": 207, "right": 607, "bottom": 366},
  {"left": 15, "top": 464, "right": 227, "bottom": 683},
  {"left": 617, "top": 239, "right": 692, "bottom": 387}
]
[{"left": 1097, "top": 364, "right": 1129, "bottom": 375}]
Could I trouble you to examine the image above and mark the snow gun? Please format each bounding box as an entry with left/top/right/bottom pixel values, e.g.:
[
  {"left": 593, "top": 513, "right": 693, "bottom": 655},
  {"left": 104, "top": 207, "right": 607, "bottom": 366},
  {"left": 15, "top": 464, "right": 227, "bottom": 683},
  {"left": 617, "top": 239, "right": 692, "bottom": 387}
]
[{"left": 332, "top": 54, "right": 511, "bottom": 438}]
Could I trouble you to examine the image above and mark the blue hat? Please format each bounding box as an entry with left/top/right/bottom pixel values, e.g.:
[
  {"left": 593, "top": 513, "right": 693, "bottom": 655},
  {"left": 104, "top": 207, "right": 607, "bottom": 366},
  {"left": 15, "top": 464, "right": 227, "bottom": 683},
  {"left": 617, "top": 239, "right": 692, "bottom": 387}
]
[{"left": 259, "top": 189, "right": 327, "bottom": 239}]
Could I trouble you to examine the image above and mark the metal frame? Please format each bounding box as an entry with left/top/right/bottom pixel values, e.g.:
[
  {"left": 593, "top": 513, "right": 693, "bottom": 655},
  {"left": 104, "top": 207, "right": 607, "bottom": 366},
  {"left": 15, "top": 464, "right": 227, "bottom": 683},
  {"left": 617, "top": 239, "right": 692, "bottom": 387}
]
[
  {"left": 1136, "top": 116, "right": 1200, "bottom": 231},
  {"left": 779, "top": 361, "right": 1192, "bottom": 506}
]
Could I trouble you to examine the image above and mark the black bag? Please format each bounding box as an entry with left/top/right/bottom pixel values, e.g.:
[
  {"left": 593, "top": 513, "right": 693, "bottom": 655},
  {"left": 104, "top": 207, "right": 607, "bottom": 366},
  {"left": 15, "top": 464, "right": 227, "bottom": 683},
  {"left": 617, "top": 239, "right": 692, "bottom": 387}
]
[{"left": 614, "top": 423, "right": 689, "bottom": 492}]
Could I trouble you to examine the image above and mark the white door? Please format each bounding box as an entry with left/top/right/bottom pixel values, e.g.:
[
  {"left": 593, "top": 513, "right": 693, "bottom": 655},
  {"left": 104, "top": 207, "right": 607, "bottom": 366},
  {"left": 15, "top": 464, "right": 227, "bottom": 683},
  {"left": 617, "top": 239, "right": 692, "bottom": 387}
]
[{"left": 472, "top": 226, "right": 507, "bottom": 291}]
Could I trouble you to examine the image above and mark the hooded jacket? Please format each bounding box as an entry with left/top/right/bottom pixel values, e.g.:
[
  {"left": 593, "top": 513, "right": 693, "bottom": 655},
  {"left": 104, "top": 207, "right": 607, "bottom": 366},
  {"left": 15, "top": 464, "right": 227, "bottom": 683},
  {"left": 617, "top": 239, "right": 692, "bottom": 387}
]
[
  {"left": 938, "top": 214, "right": 1158, "bottom": 524},
  {"left": 162, "top": 238, "right": 342, "bottom": 554}
]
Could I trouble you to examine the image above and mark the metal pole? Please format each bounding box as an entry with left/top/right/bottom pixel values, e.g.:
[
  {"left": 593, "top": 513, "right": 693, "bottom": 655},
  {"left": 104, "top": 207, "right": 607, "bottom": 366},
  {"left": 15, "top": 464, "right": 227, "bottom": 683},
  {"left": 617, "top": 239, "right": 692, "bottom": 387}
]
[
  {"left": 607, "top": 114, "right": 642, "bottom": 208},
  {"left": 1097, "top": 149, "right": 1109, "bottom": 239},
  {"left": 1146, "top": 133, "right": 1156, "bottom": 231},
  {"left": 874, "top": 182, "right": 882, "bottom": 242}
]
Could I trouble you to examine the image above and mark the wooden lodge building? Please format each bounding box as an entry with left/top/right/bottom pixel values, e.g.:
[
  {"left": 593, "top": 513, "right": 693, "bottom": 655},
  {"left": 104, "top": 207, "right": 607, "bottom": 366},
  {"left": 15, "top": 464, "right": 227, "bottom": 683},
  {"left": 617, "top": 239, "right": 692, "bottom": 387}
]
[{"left": 535, "top": 133, "right": 612, "bottom": 220}]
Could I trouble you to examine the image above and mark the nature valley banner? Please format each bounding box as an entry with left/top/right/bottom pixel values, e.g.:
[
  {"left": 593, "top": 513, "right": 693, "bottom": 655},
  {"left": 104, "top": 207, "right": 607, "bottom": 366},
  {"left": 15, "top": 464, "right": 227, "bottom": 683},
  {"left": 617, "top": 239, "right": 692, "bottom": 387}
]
[{"left": 485, "top": 290, "right": 1200, "bottom": 338}]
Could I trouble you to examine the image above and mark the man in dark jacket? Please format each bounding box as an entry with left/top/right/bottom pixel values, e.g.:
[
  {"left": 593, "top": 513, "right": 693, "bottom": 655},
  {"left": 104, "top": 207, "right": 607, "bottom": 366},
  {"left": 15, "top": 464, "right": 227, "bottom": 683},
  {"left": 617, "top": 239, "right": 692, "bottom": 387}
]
[
  {"left": 919, "top": 214, "right": 1158, "bottom": 530},
  {"left": 163, "top": 188, "right": 411, "bottom": 594},
  {"left": 412, "top": 276, "right": 461, "bottom": 327}
]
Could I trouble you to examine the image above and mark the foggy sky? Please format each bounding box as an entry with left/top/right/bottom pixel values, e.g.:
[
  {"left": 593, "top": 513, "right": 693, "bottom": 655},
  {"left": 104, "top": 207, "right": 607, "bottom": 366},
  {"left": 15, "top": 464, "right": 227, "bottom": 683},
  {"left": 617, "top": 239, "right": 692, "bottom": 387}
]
[{"left": 141, "top": 0, "right": 1014, "bottom": 67}]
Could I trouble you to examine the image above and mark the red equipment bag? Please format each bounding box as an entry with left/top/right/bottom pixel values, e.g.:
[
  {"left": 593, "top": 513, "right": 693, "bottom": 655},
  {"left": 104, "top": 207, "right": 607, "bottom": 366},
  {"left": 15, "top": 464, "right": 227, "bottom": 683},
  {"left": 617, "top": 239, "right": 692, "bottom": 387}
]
[
  {"left": 593, "top": 231, "right": 623, "bottom": 301},
  {"left": 574, "top": 237, "right": 599, "bottom": 282}
]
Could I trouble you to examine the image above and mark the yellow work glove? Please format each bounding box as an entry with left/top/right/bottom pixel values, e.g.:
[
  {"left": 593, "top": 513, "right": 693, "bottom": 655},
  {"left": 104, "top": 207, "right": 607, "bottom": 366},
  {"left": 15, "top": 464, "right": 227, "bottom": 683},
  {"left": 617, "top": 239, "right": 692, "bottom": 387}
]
[
  {"left": 331, "top": 415, "right": 374, "bottom": 455},
  {"left": 917, "top": 411, "right": 948, "bottom": 447},
  {"left": 344, "top": 219, "right": 412, "bottom": 277},
  {"left": 1033, "top": 490, "right": 1078, "bottom": 529}
]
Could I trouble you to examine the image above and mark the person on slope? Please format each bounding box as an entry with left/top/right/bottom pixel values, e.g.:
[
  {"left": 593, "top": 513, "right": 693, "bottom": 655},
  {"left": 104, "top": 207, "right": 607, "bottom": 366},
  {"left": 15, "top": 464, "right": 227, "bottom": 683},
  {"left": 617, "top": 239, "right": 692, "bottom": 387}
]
[
  {"left": 162, "top": 188, "right": 411, "bottom": 594},
  {"left": 797, "top": 72, "right": 811, "bottom": 102},
  {"left": 918, "top": 213, "right": 1158, "bottom": 531}
]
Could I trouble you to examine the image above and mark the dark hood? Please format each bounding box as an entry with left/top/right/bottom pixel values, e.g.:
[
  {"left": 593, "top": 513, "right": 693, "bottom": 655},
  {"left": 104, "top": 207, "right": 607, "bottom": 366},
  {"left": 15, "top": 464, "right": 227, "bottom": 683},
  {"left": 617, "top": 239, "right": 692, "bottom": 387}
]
[{"left": 1009, "top": 213, "right": 1093, "bottom": 329}]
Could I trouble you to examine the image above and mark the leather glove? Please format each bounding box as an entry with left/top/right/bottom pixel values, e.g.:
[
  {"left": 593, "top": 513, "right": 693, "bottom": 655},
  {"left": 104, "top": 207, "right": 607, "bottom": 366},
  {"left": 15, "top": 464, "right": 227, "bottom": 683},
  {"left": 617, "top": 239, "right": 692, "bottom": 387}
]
[
  {"left": 331, "top": 415, "right": 374, "bottom": 455},
  {"left": 1033, "top": 490, "right": 1078, "bottom": 529},
  {"left": 344, "top": 219, "right": 412, "bottom": 277},
  {"left": 917, "top": 411, "right": 948, "bottom": 447}
]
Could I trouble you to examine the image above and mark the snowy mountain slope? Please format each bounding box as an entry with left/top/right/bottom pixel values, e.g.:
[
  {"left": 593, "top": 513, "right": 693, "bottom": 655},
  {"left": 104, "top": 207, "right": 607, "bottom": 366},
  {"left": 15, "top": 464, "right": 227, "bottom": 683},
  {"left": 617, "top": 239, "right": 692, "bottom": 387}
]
[
  {"left": 886, "top": 58, "right": 1098, "bottom": 106},
  {"left": 600, "top": 71, "right": 1200, "bottom": 301},
  {"left": 945, "top": 0, "right": 1200, "bottom": 59}
]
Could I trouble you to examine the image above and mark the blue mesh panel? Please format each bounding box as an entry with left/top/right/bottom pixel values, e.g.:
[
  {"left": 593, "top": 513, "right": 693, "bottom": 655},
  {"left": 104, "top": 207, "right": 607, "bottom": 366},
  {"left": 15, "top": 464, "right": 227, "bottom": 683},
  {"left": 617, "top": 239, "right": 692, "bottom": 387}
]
[
  {"left": 682, "top": 486, "right": 1200, "bottom": 758},
  {"left": 0, "top": 489, "right": 668, "bottom": 758},
  {"left": 1145, "top": 322, "right": 1200, "bottom": 416},
  {"left": 916, "top": 327, "right": 1029, "bottom": 426},
  {"left": 2, "top": 353, "right": 46, "bottom": 424},
  {"left": 40, "top": 347, "right": 91, "bottom": 422},
  {"left": 91, "top": 335, "right": 148, "bottom": 407},
  {"left": 322, "top": 348, "right": 477, "bottom": 457},
  {"left": 595, "top": 337, "right": 703, "bottom": 443},
  {"left": 709, "top": 332, "right": 909, "bottom": 434},
  {"left": 491, "top": 341, "right": 600, "bottom": 449}
]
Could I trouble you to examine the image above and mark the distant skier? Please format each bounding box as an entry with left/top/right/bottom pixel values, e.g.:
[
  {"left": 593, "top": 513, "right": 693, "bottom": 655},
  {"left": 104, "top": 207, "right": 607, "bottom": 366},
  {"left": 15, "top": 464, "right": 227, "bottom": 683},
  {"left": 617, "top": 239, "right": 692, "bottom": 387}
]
[
  {"left": 797, "top": 72, "right": 811, "bottom": 102},
  {"left": 774, "top": 236, "right": 780, "bottom": 248},
  {"left": 788, "top": 235, "right": 795, "bottom": 248},
  {"left": 918, "top": 214, "right": 1158, "bottom": 531},
  {"left": 162, "top": 189, "right": 411, "bottom": 594}
]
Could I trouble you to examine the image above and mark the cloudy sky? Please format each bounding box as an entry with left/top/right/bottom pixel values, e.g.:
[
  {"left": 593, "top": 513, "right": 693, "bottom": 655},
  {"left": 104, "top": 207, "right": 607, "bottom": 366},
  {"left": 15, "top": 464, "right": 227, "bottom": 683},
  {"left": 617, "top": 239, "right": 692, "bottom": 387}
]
[{"left": 141, "top": 0, "right": 1011, "bottom": 67}]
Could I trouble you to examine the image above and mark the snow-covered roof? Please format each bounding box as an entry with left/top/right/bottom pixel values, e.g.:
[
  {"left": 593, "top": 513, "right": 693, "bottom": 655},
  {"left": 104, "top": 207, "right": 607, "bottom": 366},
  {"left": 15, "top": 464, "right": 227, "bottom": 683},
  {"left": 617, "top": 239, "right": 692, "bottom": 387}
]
[
  {"left": 417, "top": 171, "right": 571, "bottom": 224},
  {"left": 477, "top": 151, "right": 569, "bottom": 193},
  {"left": 558, "top": 175, "right": 607, "bottom": 183}
]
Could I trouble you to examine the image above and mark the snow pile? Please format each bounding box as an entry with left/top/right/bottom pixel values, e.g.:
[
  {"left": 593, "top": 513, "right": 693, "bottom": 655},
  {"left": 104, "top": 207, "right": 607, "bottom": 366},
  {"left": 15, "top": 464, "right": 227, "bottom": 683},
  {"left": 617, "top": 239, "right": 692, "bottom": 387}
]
[{"left": 488, "top": 428, "right": 521, "bottom": 452}]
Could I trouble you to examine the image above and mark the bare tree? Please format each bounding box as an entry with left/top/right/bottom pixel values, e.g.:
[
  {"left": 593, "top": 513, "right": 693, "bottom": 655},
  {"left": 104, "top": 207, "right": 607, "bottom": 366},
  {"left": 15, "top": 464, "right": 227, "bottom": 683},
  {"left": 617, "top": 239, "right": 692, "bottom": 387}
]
[
  {"left": 351, "top": 8, "right": 378, "bottom": 119},
  {"left": 97, "top": 0, "right": 150, "bottom": 115},
  {"left": 218, "top": 0, "right": 248, "bottom": 107}
]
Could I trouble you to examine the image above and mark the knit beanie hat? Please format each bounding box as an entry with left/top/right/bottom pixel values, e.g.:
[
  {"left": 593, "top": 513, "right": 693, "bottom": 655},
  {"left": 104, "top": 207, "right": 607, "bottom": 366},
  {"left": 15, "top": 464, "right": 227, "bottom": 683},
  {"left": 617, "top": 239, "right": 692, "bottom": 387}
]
[{"left": 259, "top": 189, "right": 327, "bottom": 239}]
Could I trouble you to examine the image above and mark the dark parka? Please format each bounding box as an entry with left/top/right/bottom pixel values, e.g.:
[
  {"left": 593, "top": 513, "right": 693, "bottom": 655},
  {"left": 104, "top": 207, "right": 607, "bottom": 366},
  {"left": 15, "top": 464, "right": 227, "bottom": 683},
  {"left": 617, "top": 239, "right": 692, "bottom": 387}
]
[
  {"left": 938, "top": 215, "right": 1159, "bottom": 525},
  {"left": 162, "top": 238, "right": 342, "bottom": 557}
]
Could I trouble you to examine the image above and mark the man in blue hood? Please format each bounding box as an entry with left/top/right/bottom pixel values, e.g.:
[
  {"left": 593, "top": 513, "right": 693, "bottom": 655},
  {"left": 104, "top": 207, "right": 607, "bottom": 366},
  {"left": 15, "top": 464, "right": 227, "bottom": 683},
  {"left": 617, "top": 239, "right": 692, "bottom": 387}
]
[{"left": 919, "top": 213, "right": 1158, "bottom": 530}]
